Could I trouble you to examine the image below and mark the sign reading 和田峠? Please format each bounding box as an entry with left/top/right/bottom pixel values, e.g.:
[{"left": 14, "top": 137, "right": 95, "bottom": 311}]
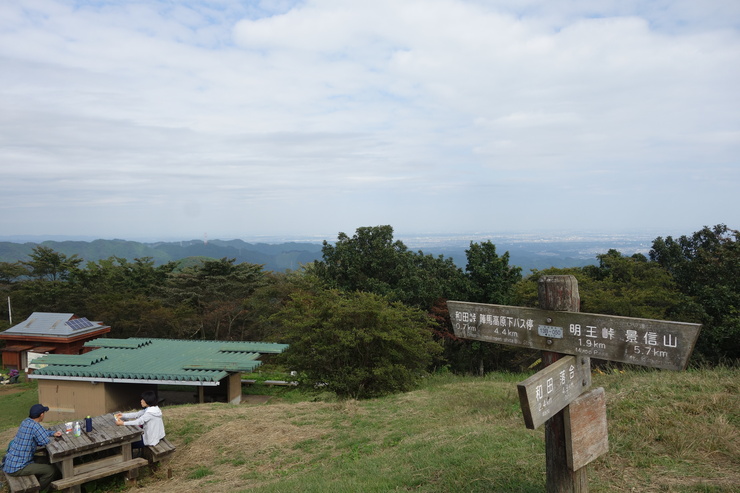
[{"left": 447, "top": 301, "right": 701, "bottom": 371}]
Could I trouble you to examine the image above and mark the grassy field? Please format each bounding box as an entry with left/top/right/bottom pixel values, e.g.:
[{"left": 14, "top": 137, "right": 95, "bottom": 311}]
[{"left": 0, "top": 367, "right": 737, "bottom": 493}]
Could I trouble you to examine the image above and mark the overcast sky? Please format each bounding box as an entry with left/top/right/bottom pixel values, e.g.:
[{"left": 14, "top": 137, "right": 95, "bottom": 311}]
[{"left": 1, "top": 1, "right": 738, "bottom": 242}]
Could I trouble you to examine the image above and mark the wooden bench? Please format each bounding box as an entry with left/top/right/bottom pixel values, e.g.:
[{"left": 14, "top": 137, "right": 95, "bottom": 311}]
[
  {"left": 241, "top": 379, "right": 298, "bottom": 387},
  {"left": 50, "top": 457, "right": 147, "bottom": 491},
  {"left": 140, "top": 438, "right": 176, "bottom": 465},
  {"left": 3, "top": 471, "right": 40, "bottom": 493}
]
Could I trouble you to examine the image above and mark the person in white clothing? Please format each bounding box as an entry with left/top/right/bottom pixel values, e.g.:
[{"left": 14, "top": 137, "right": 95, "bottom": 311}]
[{"left": 115, "top": 391, "right": 165, "bottom": 450}]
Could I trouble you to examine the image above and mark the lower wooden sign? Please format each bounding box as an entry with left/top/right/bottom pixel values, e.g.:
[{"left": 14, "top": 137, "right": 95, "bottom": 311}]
[
  {"left": 564, "top": 387, "right": 609, "bottom": 470},
  {"left": 517, "top": 355, "right": 591, "bottom": 429}
]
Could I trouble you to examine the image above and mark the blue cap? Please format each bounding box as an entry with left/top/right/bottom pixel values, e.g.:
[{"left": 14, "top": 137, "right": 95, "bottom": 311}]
[{"left": 29, "top": 404, "right": 49, "bottom": 418}]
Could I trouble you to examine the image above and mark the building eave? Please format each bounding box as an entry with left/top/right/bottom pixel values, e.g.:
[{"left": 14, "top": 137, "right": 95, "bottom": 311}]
[{"left": 28, "top": 374, "right": 221, "bottom": 387}]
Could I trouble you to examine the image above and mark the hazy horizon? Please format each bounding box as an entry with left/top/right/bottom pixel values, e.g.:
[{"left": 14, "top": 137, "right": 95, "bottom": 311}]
[{"left": 0, "top": 226, "right": 681, "bottom": 248}]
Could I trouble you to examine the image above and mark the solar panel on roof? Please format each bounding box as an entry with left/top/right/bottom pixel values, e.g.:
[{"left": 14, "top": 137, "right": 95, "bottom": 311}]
[{"left": 65, "top": 318, "right": 94, "bottom": 330}]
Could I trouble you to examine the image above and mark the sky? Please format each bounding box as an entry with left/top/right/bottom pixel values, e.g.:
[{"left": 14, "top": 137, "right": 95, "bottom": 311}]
[{"left": 1, "top": 1, "right": 739, "bottom": 242}]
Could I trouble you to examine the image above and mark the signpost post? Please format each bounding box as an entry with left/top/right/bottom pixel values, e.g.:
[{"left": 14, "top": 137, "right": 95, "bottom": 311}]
[{"left": 447, "top": 275, "right": 702, "bottom": 493}]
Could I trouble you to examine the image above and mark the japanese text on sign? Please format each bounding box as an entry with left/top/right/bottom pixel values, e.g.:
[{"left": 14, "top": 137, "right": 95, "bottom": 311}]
[
  {"left": 448, "top": 301, "right": 701, "bottom": 370},
  {"left": 517, "top": 355, "right": 591, "bottom": 429}
]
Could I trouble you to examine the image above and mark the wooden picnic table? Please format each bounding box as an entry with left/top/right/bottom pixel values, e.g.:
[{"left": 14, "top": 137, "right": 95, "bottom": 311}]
[{"left": 45, "top": 413, "right": 148, "bottom": 492}]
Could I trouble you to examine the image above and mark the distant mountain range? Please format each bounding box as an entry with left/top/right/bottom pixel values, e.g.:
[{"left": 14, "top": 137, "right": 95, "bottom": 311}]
[
  {"left": 0, "top": 233, "right": 659, "bottom": 274},
  {"left": 0, "top": 239, "right": 323, "bottom": 273}
]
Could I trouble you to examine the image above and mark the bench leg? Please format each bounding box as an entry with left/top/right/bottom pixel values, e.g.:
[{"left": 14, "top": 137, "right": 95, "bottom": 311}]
[{"left": 57, "top": 458, "right": 80, "bottom": 493}]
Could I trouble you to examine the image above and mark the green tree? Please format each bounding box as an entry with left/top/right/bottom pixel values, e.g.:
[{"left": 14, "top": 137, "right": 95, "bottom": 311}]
[
  {"left": 275, "top": 289, "right": 442, "bottom": 398},
  {"left": 395, "top": 251, "right": 468, "bottom": 309},
  {"left": 650, "top": 224, "right": 740, "bottom": 361},
  {"left": 579, "top": 249, "right": 682, "bottom": 319},
  {"left": 0, "top": 262, "right": 28, "bottom": 330},
  {"left": 464, "top": 241, "right": 522, "bottom": 305},
  {"left": 21, "top": 246, "right": 82, "bottom": 281},
  {"left": 72, "top": 257, "right": 174, "bottom": 295},
  {"left": 56, "top": 256, "right": 180, "bottom": 338},
  {"left": 315, "top": 225, "right": 410, "bottom": 296},
  {"left": 3, "top": 247, "right": 85, "bottom": 315},
  {"left": 0, "top": 262, "right": 27, "bottom": 283},
  {"left": 85, "top": 293, "right": 191, "bottom": 339},
  {"left": 514, "top": 253, "right": 682, "bottom": 321},
  {"left": 163, "top": 258, "right": 267, "bottom": 339},
  {"left": 314, "top": 225, "right": 467, "bottom": 310},
  {"left": 5, "top": 247, "right": 84, "bottom": 314},
  {"left": 242, "top": 269, "right": 327, "bottom": 342},
  {"left": 439, "top": 241, "right": 525, "bottom": 374}
]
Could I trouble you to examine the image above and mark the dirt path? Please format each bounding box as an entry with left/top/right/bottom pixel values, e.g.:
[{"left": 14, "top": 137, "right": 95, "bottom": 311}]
[{"left": 0, "top": 385, "right": 24, "bottom": 396}]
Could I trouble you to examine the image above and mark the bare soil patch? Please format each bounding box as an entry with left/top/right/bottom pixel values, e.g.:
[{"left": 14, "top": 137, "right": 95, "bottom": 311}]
[{"left": 0, "top": 385, "right": 24, "bottom": 396}]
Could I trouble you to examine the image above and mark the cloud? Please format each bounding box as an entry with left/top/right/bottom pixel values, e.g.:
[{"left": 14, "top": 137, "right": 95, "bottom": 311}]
[{"left": 0, "top": 0, "right": 738, "bottom": 239}]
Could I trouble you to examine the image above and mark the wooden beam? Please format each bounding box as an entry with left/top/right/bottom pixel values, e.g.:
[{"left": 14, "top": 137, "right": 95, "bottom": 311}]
[
  {"left": 539, "top": 275, "right": 589, "bottom": 493},
  {"left": 565, "top": 387, "right": 609, "bottom": 471}
]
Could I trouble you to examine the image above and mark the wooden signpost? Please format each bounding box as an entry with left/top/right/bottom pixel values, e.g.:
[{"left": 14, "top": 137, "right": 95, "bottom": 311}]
[
  {"left": 517, "top": 355, "right": 591, "bottom": 430},
  {"left": 446, "top": 302, "right": 701, "bottom": 371},
  {"left": 448, "top": 275, "right": 702, "bottom": 493}
]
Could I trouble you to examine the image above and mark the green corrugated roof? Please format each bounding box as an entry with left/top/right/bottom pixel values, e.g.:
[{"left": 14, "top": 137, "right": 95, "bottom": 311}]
[
  {"left": 31, "top": 338, "right": 289, "bottom": 383},
  {"left": 182, "top": 361, "right": 256, "bottom": 371},
  {"left": 86, "top": 338, "right": 152, "bottom": 349},
  {"left": 32, "top": 354, "right": 108, "bottom": 366}
]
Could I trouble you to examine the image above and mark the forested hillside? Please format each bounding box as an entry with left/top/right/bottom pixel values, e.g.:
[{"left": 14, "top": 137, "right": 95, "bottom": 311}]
[
  {"left": 0, "top": 238, "right": 323, "bottom": 273},
  {"left": 0, "top": 224, "right": 737, "bottom": 399},
  {"left": 0, "top": 235, "right": 649, "bottom": 274}
]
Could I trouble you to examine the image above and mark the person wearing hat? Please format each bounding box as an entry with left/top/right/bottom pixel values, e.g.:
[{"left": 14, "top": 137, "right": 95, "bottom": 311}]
[{"left": 2, "top": 404, "right": 62, "bottom": 491}]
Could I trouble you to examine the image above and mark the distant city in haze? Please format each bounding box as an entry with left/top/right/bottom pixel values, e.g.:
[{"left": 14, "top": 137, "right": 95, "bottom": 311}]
[{"left": 0, "top": 228, "right": 671, "bottom": 249}]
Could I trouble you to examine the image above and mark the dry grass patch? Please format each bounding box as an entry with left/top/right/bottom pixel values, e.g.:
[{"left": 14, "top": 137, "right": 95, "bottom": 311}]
[{"left": 140, "top": 401, "right": 336, "bottom": 492}]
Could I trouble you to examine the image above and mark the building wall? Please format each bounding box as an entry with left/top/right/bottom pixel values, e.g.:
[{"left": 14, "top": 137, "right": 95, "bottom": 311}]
[
  {"left": 38, "top": 380, "right": 159, "bottom": 421},
  {"left": 38, "top": 380, "right": 107, "bottom": 422},
  {"left": 201, "top": 374, "right": 241, "bottom": 404},
  {"left": 1, "top": 351, "right": 24, "bottom": 369},
  {"left": 53, "top": 340, "right": 90, "bottom": 355},
  {"left": 104, "top": 383, "right": 157, "bottom": 413},
  {"left": 227, "top": 373, "right": 242, "bottom": 405}
]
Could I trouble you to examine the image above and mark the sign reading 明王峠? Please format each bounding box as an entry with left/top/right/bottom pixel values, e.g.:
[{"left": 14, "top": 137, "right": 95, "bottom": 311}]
[{"left": 447, "top": 301, "right": 701, "bottom": 371}]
